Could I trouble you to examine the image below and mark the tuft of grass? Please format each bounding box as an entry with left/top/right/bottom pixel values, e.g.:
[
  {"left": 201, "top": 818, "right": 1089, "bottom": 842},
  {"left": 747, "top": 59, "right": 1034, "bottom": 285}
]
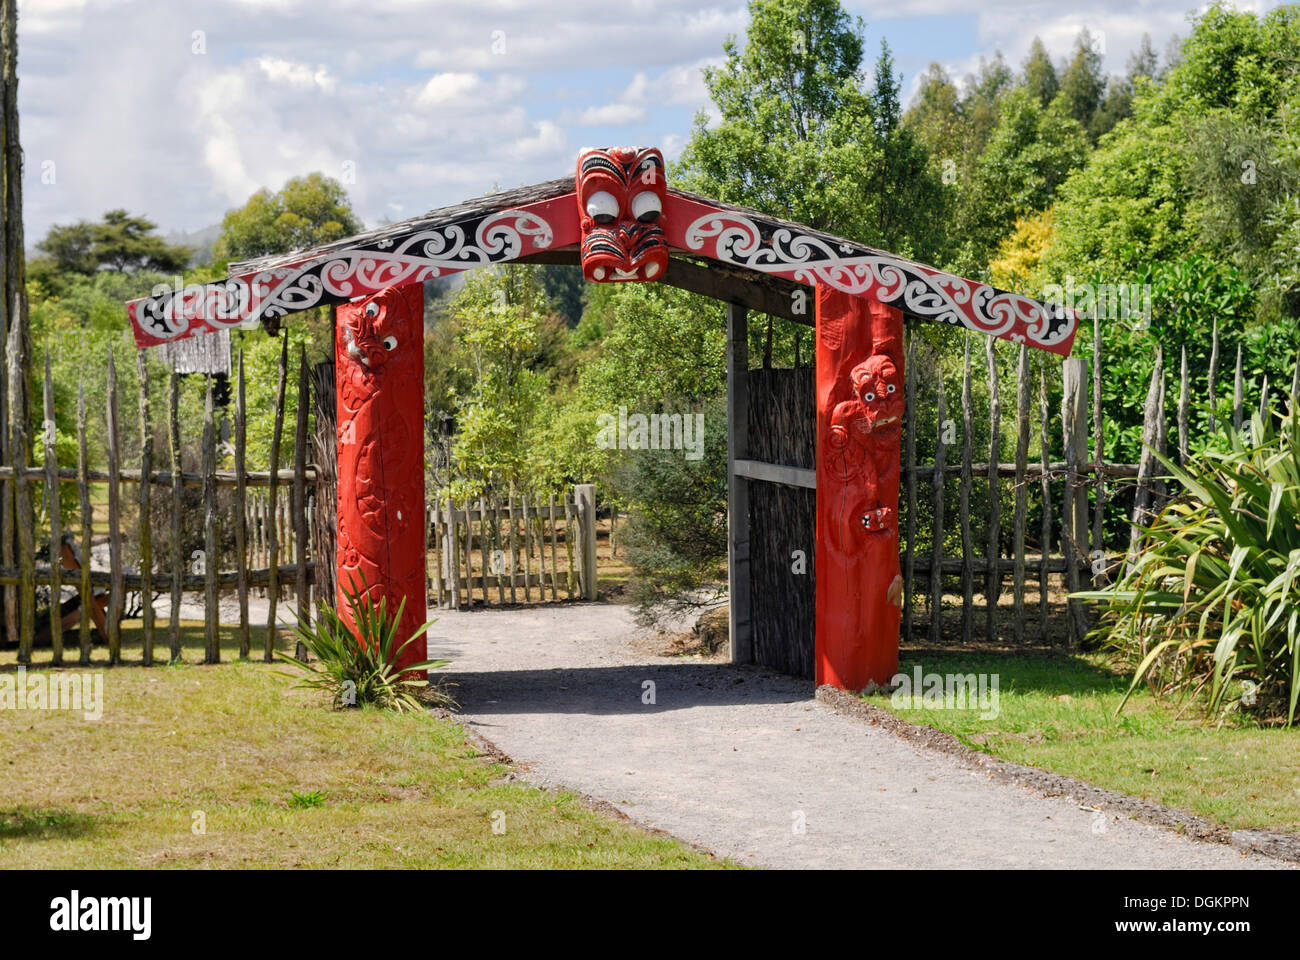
[
  {"left": 868, "top": 650, "right": 1300, "bottom": 834},
  {"left": 288, "top": 790, "right": 326, "bottom": 809}
]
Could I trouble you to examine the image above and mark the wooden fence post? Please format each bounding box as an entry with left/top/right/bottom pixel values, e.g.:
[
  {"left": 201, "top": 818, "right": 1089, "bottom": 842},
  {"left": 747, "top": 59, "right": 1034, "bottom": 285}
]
[
  {"left": 726, "top": 303, "right": 752, "bottom": 663},
  {"left": 264, "top": 333, "right": 288, "bottom": 660},
  {"left": 985, "top": 336, "right": 1001, "bottom": 640},
  {"left": 44, "top": 349, "right": 63, "bottom": 664},
  {"left": 928, "top": 376, "right": 947, "bottom": 645},
  {"left": 134, "top": 349, "right": 152, "bottom": 665},
  {"left": 234, "top": 349, "right": 250, "bottom": 657},
  {"left": 168, "top": 370, "right": 183, "bottom": 660},
  {"left": 902, "top": 333, "right": 917, "bottom": 642},
  {"left": 292, "top": 345, "right": 310, "bottom": 629},
  {"left": 958, "top": 335, "right": 973, "bottom": 644},
  {"left": 105, "top": 345, "right": 122, "bottom": 664},
  {"left": 575, "top": 482, "right": 597, "bottom": 601},
  {"left": 1128, "top": 347, "right": 1166, "bottom": 567},
  {"left": 1061, "top": 356, "right": 1089, "bottom": 645},
  {"left": 1011, "top": 345, "right": 1030, "bottom": 645},
  {"left": 202, "top": 376, "right": 218, "bottom": 663},
  {"left": 9, "top": 318, "right": 33, "bottom": 662}
]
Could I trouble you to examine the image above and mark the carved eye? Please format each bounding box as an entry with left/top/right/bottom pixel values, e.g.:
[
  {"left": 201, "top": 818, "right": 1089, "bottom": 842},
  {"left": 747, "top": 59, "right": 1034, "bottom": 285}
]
[
  {"left": 887, "top": 384, "right": 896, "bottom": 393},
  {"left": 364, "top": 302, "right": 379, "bottom": 318},
  {"left": 383, "top": 336, "right": 397, "bottom": 351},
  {"left": 585, "top": 191, "right": 619, "bottom": 225},
  {"left": 864, "top": 392, "right": 876, "bottom": 402},
  {"left": 630, "top": 191, "right": 662, "bottom": 223}
]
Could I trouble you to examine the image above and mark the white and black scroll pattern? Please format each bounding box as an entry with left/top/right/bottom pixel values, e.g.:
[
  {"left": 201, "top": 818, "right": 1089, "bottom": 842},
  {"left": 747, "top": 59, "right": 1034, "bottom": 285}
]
[{"left": 683, "top": 211, "right": 1075, "bottom": 351}]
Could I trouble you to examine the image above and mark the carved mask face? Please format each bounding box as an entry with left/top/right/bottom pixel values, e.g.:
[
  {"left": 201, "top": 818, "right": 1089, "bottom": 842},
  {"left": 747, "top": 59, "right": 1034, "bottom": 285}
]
[
  {"left": 577, "top": 146, "right": 668, "bottom": 283},
  {"left": 339, "top": 295, "right": 402, "bottom": 373},
  {"left": 850, "top": 355, "right": 903, "bottom": 434}
]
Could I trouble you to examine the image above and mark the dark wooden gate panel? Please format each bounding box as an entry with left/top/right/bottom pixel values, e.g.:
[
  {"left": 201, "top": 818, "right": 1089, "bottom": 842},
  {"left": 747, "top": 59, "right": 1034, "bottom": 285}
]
[{"left": 746, "top": 367, "right": 815, "bottom": 679}]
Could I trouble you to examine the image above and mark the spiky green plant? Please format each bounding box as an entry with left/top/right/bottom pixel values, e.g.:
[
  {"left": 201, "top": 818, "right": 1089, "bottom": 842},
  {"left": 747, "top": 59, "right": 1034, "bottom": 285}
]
[
  {"left": 277, "top": 575, "right": 450, "bottom": 713},
  {"left": 1076, "top": 404, "right": 1300, "bottom": 726}
]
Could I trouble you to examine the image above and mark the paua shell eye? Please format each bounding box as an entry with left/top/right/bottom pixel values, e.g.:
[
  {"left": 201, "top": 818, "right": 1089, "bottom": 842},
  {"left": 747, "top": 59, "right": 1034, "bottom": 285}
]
[
  {"left": 383, "top": 336, "right": 397, "bottom": 351},
  {"left": 887, "top": 383, "right": 896, "bottom": 393},
  {"left": 364, "top": 302, "right": 379, "bottom": 318}
]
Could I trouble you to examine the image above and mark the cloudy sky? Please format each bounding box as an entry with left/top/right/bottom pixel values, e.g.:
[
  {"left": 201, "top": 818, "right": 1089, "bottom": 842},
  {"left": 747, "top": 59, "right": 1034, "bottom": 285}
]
[{"left": 15, "top": 0, "right": 1284, "bottom": 245}]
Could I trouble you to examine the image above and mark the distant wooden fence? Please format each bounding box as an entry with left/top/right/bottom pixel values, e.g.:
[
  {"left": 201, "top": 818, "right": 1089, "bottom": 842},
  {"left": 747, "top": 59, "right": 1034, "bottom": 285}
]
[{"left": 427, "top": 484, "right": 599, "bottom": 608}]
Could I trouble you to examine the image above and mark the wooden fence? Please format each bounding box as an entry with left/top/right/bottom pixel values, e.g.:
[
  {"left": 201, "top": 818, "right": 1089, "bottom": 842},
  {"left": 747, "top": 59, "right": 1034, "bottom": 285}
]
[
  {"left": 426, "top": 485, "right": 600, "bottom": 608},
  {"left": 0, "top": 330, "right": 613, "bottom": 667},
  {"left": 0, "top": 336, "right": 315, "bottom": 666},
  {"left": 898, "top": 319, "right": 1298, "bottom": 649}
]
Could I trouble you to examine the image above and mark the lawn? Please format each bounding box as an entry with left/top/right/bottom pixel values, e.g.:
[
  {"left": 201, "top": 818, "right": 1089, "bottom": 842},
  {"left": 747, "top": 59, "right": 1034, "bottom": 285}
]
[
  {"left": 869, "top": 649, "right": 1300, "bottom": 834},
  {"left": 0, "top": 628, "right": 729, "bottom": 868}
]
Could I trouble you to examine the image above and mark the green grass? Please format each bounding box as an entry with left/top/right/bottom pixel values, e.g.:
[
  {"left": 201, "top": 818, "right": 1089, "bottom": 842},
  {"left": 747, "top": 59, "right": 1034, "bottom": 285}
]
[
  {"left": 870, "top": 650, "right": 1300, "bottom": 834},
  {"left": 0, "top": 647, "right": 730, "bottom": 868}
]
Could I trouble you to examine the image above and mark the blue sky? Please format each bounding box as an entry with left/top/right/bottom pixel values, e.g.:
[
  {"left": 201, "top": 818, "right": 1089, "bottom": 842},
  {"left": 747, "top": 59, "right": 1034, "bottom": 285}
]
[{"left": 15, "top": 0, "right": 1286, "bottom": 244}]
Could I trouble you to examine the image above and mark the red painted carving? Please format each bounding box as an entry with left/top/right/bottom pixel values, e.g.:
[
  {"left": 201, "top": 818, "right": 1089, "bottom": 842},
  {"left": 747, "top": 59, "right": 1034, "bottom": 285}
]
[
  {"left": 816, "top": 286, "right": 905, "bottom": 691},
  {"left": 335, "top": 284, "right": 427, "bottom": 676},
  {"left": 576, "top": 147, "right": 667, "bottom": 283}
]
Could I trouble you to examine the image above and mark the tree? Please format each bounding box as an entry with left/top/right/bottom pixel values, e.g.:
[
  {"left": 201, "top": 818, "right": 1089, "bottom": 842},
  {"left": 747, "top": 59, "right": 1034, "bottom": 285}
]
[
  {"left": 213, "top": 173, "right": 362, "bottom": 262},
  {"left": 903, "top": 62, "right": 962, "bottom": 163},
  {"left": 952, "top": 87, "right": 1088, "bottom": 272},
  {"left": 676, "top": 0, "right": 944, "bottom": 258},
  {"left": 870, "top": 38, "right": 900, "bottom": 135},
  {"left": 1022, "top": 37, "right": 1058, "bottom": 107},
  {"left": 33, "top": 210, "right": 191, "bottom": 277},
  {"left": 1059, "top": 28, "right": 1106, "bottom": 133}
]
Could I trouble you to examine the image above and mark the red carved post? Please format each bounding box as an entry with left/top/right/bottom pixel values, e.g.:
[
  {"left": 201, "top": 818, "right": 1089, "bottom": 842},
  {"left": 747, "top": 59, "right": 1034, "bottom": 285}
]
[
  {"left": 815, "top": 287, "right": 905, "bottom": 690},
  {"left": 335, "top": 284, "right": 427, "bottom": 676}
]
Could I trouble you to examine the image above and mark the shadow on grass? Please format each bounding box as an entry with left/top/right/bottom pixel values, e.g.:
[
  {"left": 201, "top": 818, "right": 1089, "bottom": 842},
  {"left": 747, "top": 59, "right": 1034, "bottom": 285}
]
[
  {"left": 894, "top": 648, "right": 1131, "bottom": 700},
  {"left": 0, "top": 807, "right": 99, "bottom": 842}
]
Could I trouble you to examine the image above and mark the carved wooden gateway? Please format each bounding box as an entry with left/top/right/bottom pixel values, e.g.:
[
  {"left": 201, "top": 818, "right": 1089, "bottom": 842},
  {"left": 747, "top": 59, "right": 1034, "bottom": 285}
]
[{"left": 125, "top": 147, "right": 1077, "bottom": 687}]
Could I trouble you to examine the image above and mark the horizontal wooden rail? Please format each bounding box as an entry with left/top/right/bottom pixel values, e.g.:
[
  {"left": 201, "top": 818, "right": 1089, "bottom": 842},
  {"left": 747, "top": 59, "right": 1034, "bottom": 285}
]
[
  {"left": 0, "top": 563, "right": 316, "bottom": 591},
  {"left": 733, "top": 458, "right": 817, "bottom": 489},
  {"left": 0, "top": 465, "right": 317, "bottom": 487}
]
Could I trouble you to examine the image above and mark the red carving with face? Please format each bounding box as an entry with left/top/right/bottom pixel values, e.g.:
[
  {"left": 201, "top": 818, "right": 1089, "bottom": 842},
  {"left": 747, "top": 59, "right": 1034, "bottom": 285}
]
[
  {"left": 817, "top": 287, "right": 905, "bottom": 692},
  {"left": 577, "top": 146, "right": 668, "bottom": 283},
  {"left": 335, "top": 284, "right": 427, "bottom": 678}
]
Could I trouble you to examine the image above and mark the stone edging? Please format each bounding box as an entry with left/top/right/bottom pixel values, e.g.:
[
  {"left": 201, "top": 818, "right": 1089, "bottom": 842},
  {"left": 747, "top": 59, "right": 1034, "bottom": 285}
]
[{"left": 814, "top": 684, "right": 1300, "bottom": 865}]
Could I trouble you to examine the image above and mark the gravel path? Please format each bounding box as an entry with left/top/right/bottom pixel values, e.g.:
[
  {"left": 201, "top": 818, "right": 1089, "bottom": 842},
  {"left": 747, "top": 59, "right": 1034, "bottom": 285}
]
[{"left": 432, "top": 602, "right": 1287, "bottom": 869}]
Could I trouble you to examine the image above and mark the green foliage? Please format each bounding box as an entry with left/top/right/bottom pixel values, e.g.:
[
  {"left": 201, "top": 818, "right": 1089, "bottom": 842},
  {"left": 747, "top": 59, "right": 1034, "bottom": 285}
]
[
  {"left": 1078, "top": 405, "right": 1300, "bottom": 726},
  {"left": 213, "top": 172, "right": 361, "bottom": 261},
  {"left": 675, "top": 0, "right": 945, "bottom": 259},
  {"left": 1058, "top": 28, "right": 1106, "bottom": 133},
  {"left": 953, "top": 88, "right": 1088, "bottom": 270},
  {"left": 619, "top": 395, "right": 730, "bottom": 624},
  {"left": 280, "top": 574, "right": 450, "bottom": 714},
  {"left": 288, "top": 789, "right": 326, "bottom": 808},
  {"left": 31, "top": 210, "right": 192, "bottom": 291}
]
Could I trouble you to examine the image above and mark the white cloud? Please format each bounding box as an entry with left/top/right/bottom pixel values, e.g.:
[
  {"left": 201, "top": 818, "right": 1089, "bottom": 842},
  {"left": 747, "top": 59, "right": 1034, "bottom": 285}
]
[
  {"left": 257, "top": 56, "right": 337, "bottom": 94},
  {"left": 415, "top": 71, "right": 482, "bottom": 107},
  {"left": 563, "top": 103, "right": 647, "bottom": 126}
]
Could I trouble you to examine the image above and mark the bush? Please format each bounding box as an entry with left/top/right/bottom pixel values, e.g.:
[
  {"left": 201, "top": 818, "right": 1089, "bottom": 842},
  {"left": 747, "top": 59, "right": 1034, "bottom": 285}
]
[
  {"left": 280, "top": 576, "right": 449, "bottom": 713},
  {"left": 1078, "top": 404, "right": 1300, "bottom": 725}
]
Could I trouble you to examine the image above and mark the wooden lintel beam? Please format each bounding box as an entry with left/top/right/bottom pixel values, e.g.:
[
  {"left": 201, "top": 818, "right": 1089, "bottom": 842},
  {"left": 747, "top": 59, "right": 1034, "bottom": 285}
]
[{"left": 517, "top": 249, "right": 814, "bottom": 326}]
